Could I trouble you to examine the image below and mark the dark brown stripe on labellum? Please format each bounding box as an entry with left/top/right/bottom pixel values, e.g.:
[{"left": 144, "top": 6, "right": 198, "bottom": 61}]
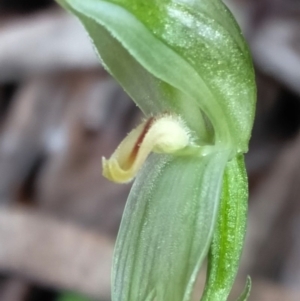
[{"left": 128, "top": 117, "right": 155, "bottom": 165}]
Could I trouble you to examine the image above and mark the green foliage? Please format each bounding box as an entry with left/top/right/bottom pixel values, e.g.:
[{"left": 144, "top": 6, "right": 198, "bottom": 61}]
[
  {"left": 57, "top": 292, "right": 93, "bottom": 301},
  {"left": 56, "top": 1, "right": 256, "bottom": 300},
  {"left": 236, "top": 277, "right": 252, "bottom": 301},
  {"left": 201, "top": 156, "right": 249, "bottom": 301}
]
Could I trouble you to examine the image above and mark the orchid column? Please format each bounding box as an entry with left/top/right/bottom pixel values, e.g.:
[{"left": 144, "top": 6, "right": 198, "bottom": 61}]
[{"left": 57, "top": 1, "right": 256, "bottom": 300}]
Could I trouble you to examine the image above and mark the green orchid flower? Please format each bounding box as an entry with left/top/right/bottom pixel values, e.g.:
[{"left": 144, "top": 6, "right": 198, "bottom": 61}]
[{"left": 56, "top": 0, "right": 256, "bottom": 301}]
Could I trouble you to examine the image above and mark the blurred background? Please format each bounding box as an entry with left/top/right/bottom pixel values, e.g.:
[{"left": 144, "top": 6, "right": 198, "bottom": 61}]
[{"left": 0, "top": 0, "right": 300, "bottom": 300}]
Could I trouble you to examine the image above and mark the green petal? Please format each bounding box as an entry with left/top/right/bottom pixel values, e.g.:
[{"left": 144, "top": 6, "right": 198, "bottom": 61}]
[
  {"left": 112, "top": 151, "right": 230, "bottom": 301},
  {"left": 200, "top": 156, "right": 248, "bottom": 301},
  {"left": 56, "top": 0, "right": 255, "bottom": 150}
]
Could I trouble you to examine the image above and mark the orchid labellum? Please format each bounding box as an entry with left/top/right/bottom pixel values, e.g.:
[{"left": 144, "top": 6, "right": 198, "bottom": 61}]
[{"left": 57, "top": 1, "right": 256, "bottom": 300}]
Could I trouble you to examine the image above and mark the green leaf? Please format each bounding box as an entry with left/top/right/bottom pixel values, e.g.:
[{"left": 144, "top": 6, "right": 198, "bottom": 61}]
[
  {"left": 56, "top": 0, "right": 256, "bottom": 151},
  {"left": 236, "top": 277, "right": 251, "bottom": 301},
  {"left": 200, "top": 156, "right": 248, "bottom": 301},
  {"left": 113, "top": 151, "right": 230, "bottom": 301}
]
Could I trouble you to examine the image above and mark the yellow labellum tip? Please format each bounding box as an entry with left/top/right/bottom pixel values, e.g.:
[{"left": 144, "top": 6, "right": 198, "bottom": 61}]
[{"left": 102, "top": 115, "right": 191, "bottom": 183}]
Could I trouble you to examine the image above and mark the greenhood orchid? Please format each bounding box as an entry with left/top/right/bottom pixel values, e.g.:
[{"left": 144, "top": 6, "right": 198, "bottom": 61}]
[{"left": 56, "top": 0, "right": 256, "bottom": 300}]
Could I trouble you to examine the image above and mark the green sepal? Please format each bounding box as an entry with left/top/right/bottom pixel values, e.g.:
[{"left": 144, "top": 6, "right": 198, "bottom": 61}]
[
  {"left": 113, "top": 151, "right": 230, "bottom": 301},
  {"left": 56, "top": 0, "right": 210, "bottom": 143},
  {"left": 201, "top": 155, "right": 248, "bottom": 301},
  {"left": 56, "top": 0, "right": 256, "bottom": 150}
]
